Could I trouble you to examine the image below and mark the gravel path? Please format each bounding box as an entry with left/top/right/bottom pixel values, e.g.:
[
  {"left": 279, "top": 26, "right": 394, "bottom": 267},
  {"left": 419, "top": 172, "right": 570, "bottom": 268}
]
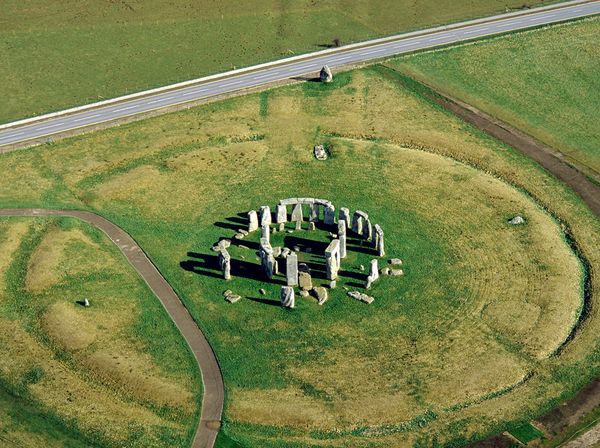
[{"left": 0, "top": 208, "right": 223, "bottom": 448}]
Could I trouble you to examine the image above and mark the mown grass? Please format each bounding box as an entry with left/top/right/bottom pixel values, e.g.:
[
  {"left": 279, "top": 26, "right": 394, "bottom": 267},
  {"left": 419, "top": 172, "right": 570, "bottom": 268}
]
[
  {"left": 0, "top": 61, "right": 598, "bottom": 447},
  {"left": 0, "top": 0, "right": 556, "bottom": 123},
  {"left": 390, "top": 16, "right": 600, "bottom": 178},
  {"left": 0, "top": 217, "right": 201, "bottom": 447}
]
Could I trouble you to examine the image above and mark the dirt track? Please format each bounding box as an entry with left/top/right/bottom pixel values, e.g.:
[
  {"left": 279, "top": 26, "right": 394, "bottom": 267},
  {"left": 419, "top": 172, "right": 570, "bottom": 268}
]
[{"left": 0, "top": 208, "right": 223, "bottom": 448}]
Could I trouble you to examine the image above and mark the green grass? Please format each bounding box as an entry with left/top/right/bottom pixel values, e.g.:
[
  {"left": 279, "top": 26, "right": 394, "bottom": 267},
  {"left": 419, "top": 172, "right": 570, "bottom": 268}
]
[
  {"left": 391, "top": 16, "right": 600, "bottom": 177},
  {"left": 507, "top": 422, "right": 544, "bottom": 443},
  {"left": 0, "top": 63, "right": 598, "bottom": 447},
  {"left": 0, "top": 0, "right": 555, "bottom": 123}
]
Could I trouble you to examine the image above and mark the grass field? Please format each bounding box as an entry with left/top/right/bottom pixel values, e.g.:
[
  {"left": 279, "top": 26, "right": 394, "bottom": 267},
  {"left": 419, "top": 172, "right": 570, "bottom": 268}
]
[
  {"left": 0, "top": 0, "right": 555, "bottom": 124},
  {"left": 391, "top": 16, "right": 600, "bottom": 178},
  {"left": 0, "top": 217, "right": 200, "bottom": 447},
  {"left": 0, "top": 64, "right": 599, "bottom": 447}
]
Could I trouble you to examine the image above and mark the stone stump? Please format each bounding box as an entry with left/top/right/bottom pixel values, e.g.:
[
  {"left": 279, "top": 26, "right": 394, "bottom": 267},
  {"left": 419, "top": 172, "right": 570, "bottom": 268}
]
[{"left": 218, "top": 249, "right": 231, "bottom": 280}]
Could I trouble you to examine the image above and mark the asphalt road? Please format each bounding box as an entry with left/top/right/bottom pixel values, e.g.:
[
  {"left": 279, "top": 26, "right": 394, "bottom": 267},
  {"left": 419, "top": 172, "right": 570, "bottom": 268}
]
[
  {"left": 0, "top": 209, "right": 224, "bottom": 448},
  {"left": 1, "top": 0, "right": 599, "bottom": 148}
]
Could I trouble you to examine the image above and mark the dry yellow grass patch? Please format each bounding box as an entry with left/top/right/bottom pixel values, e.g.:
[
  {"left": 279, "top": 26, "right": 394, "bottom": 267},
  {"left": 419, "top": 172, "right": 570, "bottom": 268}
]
[
  {"left": 26, "top": 227, "right": 103, "bottom": 293},
  {"left": 92, "top": 140, "right": 269, "bottom": 220},
  {"left": 0, "top": 221, "right": 30, "bottom": 294}
]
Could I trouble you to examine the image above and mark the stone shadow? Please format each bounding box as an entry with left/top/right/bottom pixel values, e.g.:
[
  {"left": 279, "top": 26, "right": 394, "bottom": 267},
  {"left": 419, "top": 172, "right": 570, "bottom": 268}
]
[{"left": 246, "top": 297, "right": 281, "bottom": 307}]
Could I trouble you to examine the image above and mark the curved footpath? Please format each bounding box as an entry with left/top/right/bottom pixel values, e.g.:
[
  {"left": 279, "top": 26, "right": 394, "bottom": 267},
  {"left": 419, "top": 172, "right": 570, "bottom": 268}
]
[{"left": 0, "top": 208, "right": 223, "bottom": 448}]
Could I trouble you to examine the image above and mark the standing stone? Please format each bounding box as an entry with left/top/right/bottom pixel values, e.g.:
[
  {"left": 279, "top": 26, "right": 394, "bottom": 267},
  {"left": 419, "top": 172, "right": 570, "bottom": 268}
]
[
  {"left": 325, "top": 239, "right": 340, "bottom": 280},
  {"left": 352, "top": 210, "right": 368, "bottom": 236},
  {"left": 309, "top": 202, "right": 319, "bottom": 222},
  {"left": 362, "top": 218, "right": 373, "bottom": 241},
  {"left": 308, "top": 222, "right": 315, "bottom": 231},
  {"left": 260, "top": 206, "right": 272, "bottom": 227},
  {"left": 218, "top": 249, "right": 231, "bottom": 280},
  {"left": 374, "top": 224, "right": 385, "bottom": 257},
  {"left": 280, "top": 286, "right": 295, "bottom": 308},
  {"left": 248, "top": 210, "right": 258, "bottom": 232},
  {"left": 260, "top": 238, "right": 276, "bottom": 279},
  {"left": 261, "top": 224, "right": 270, "bottom": 243},
  {"left": 320, "top": 65, "right": 333, "bottom": 83},
  {"left": 339, "top": 208, "right": 350, "bottom": 229},
  {"left": 324, "top": 205, "right": 336, "bottom": 226},
  {"left": 286, "top": 252, "right": 298, "bottom": 286},
  {"left": 275, "top": 204, "right": 287, "bottom": 227},
  {"left": 365, "top": 259, "right": 379, "bottom": 289},
  {"left": 338, "top": 220, "right": 347, "bottom": 258},
  {"left": 291, "top": 203, "right": 303, "bottom": 230}
]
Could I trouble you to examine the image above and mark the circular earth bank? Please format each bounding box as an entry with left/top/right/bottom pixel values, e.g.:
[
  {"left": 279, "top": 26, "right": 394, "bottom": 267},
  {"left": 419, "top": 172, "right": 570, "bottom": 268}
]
[{"left": 95, "top": 139, "right": 583, "bottom": 446}]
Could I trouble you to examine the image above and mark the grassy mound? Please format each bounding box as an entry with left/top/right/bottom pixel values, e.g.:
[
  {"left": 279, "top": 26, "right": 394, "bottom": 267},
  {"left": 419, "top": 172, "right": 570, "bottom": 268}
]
[
  {"left": 0, "top": 66, "right": 598, "bottom": 447},
  {"left": 0, "top": 217, "right": 200, "bottom": 447}
]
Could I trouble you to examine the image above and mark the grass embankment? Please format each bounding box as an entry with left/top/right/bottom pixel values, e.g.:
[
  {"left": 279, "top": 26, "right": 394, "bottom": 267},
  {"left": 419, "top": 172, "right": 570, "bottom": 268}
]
[
  {"left": 0, "top": 65, "right": 598, "bottom": 446},
  {"left": 0, "top": 217, "right": 200, "bottom": 447},
  {"left": 390, "top": 16, "right": 600, "bottom": 178},
  {"left": 0, "top": 0, "right": 554, "bottom": 123}
]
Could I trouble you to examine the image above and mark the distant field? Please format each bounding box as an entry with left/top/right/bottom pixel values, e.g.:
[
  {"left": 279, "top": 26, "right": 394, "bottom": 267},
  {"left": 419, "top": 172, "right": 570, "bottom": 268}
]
[
  {"left": 392, "top": 16, "right": 600, "bottom": 178},
  {"left": 0, "top": 0, "right": 555, "bottom": 123},
  {"left": 0, "top": 217, "right": 200, "bottom": 447},
  {"left": 0, "top": 65, "right": 598, "bottom": 447}
]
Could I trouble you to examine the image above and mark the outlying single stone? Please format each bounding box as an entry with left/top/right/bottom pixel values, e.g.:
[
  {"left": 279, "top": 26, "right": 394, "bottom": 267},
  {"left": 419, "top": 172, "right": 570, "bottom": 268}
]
[
  {"left": 223, "top": 290, "right": 241, "bottom": 303},
  {"left": 380, "top": 267, "right": 391, "bottom": 276},
  {"left": 314, "top": 145, "right": 328, "bottom": 160},
  {"left": 508, "top": 216, "right": 525, "bottom": 225},
  {"left": 248, "top": 210, "right": 259, "bottom": 232},
  {"left": 347, "top": 291, "right": 374, "bottom": 305},
  {"left": 211, "top": 239, "right": 231, "bottom": 252},
  {"left": 280, "top": 286, "right": 295, "bottom": 308},
  {"left": 311, "top": 286, "right": 328, "bottom": 305},
  {"left": 320, "top": 65, "right": 333, "bottom": 83}
]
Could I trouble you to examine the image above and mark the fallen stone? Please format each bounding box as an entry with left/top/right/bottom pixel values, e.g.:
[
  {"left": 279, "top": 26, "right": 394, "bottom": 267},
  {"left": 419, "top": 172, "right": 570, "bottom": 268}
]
[
  {"left": 389, "top": 258, "right": 402, "bottom": 265},
  {"left": 225, "top": 294, "right": 242, "bottom": 304},
  {"left": 293, "top": 245, "right": 300, "bottom": 252},
  {"left": 273, "top": 246, "right": 283, "bottom": 258},
  {"left": 308, "top": 222, "right": 315, "bottom": 231},
  {"left": 238, "top": 229, "right": 249, "bottom": 236},
  {"left": 83, "top": 298, "right": 90, "bottom": 307},
  {"left": 234, "top": 233, "right": 245, "bottom": 240},
  {"left": 508, "top": 216, "right": 525, "bottom": 225},
  {"left": 238, "top": 245, "right": 250, "bottom": 250},
  {"left": 298, "top": 263, "right": 310, "bottom": 273},
  {"left": 259, "top": 288, "right": 266, "bottom": 295},
  {"left": 223, "top": 290, "right": 233, "bottom": 297},
  {"left": 312, "top": 287, "right": 328, "bottom": 305},
  {"left": 329, "top": 280, "right": 337, "bottom": 289},
  {"left": 390, "top": 269, "right": 404, "bottom": 276},
  {"left": 359, "top": 264, "right": 365, "bottom": 271},
  {"left": 300, "top": 290, "right": 310, "bottom": 297},
  {"left": 347, "top": 291, "right": 374, "bottom": 305},
  {"left": 380, "top": 267, "right": 391, "bottom": 275},
  {"left": 286, "top": 229, "right": 294, "bottom": 233}
]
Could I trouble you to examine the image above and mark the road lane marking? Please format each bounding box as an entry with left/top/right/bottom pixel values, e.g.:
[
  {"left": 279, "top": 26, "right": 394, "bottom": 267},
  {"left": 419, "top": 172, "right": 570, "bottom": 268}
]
[
  {"left": 36, "top": 122, "right": 64, "bottom": 130},
  {"left": 429, "top": 35, "right": 447, "bottom": 41},
  {"left": 113, "top": 105, "right": 138, "bottom": 112},
  {"left": 72, "top": 114, "right": 100, "bottom": 122}
]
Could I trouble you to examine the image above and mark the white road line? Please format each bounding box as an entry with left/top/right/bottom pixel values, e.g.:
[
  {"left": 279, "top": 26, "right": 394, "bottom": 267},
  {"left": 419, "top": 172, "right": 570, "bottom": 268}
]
[
  {"left": 113, "top": 105, "right": 138, "bottom": 112},
  {"left": 72, "top": 114, "right": 100, "bottom": 122},
  {"left": 429, "top": 35, "right": 446, "bottom": 41},
  {"left": 252, "top": 71, "right": 280, "bottom": 80},
  {"left": 36, "top": 122, "right": 64, "bottom": 130},
  {"left": 182, "top": 90, "right": 205, "bottom": 97},
  {"left": 220, "top": 79, "right": 245, "bottom": 87}
]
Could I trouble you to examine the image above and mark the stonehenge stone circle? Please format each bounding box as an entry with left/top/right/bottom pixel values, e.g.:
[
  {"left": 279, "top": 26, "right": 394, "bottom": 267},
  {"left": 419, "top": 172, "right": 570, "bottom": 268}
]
[
  {"left": 340, "top": 208, "right": 350, "bottom": 229},
  {"left": 276, "top": 204, "right": 287, "bottom": 224},
  {"left": 291, "top": 203, "right": 303, "bottom": 230},
  {"left": 325, "top": 239, "right": 340, "bottom": 280},
  {"left": 374, "top": 224, "right": 385, "bottom": 257},
  {"left": 362, "top": 218, "right": 373, "bottom": 241},
  {"left": 352, "top": 210, "right": 368, "bottom": 235},
  {"left": 260, "top": 205, "right": 272, "bottom": 227},
  {"left": 338, "top": 220, "right": 347, "bottom": 259},
  {"left": 348, "top": 290, "right": 374, "bottom": 305},
  {"left": 309, "top": 202, "right": 319, "bottom": 223},
  {"left": 280, "top": 286, "right": 295, "bottom": 308},
  {"left": 261, "top": 224, "right": 270, "bottom": 242}
]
